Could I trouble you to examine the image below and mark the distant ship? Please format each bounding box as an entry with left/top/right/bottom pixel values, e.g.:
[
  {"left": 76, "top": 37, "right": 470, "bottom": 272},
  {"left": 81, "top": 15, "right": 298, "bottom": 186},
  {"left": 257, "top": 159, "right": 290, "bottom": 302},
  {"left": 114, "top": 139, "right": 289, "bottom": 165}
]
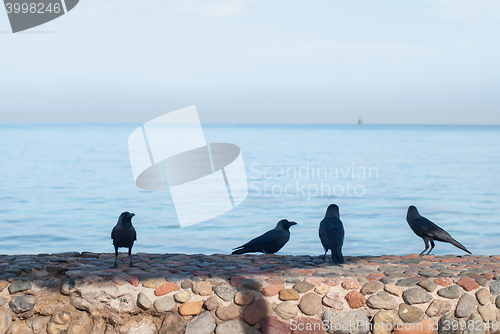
[{"left": 358, "top": 114, "right": 363, "bottom": 125}]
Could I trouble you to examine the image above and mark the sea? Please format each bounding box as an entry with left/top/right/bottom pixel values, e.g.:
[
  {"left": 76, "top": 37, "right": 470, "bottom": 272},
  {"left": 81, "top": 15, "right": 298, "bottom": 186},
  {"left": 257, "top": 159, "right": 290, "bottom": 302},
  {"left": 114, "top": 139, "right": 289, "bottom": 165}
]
[{"left": 0, "top": 123, "right": 499, "bottom": 256}]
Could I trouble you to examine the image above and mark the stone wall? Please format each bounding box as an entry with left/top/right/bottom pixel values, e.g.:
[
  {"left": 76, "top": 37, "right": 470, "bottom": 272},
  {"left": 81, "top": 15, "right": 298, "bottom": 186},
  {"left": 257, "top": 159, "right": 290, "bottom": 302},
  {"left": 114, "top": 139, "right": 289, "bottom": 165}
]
[{"left": 1, "top": 252, "right": 500, "bottom": 334}]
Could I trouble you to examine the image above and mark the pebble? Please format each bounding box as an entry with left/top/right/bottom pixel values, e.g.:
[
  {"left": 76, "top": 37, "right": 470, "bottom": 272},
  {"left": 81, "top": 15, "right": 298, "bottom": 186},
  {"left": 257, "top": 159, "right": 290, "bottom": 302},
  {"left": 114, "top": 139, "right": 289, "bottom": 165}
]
[
  {"left": 179, "top": 301, "right": 204, "bottom": 316},
  {"left": 193, "top": 281, "right": 212, "bottom": 296},
  {"left": 457, "top": 277, "right": 480, "bottom": 291},
  {"left": 361, "top": 281, "right": 384, "bottom": 295},
  {"left": 279, "top": 289, "right": 300, "bottom": 301},
  {"left": 345, "top": 291, "right": 366, "bottom": 309},
  {"left": 154, "top": 295, "right": 175, "bottom": 313},
  {"left": 203, "top": 296, "right": 219, "bottom": 311},
  {"left": 217, "top": 320, "right": 260, "bottom": 334},
  {"left": 434, "top": 277, "right": 454, "bottom": 287},
  {"left": 478, "top": 303, "right": 496, "bottom": 322},
  {"left": 9, "top": 295, "right": 36, "bottom": 313},
  {"left": 455, "top": 293, "right": 478, "bottom": 318},
  {"left": 437, "top": 285, "right": 462, "bottom": 299},
  {"left": 0, "top": 281, "right": 9, "bottom": 292},
  {"left": 142, "top": 278, "right": 165, "bottom": 288},
  {"left": 314, "top": 284, "right": 330, "bottom": 294},
  {"left": 393, "top": 319, "right": 435, "bottom": 334},
  {"left": 137, "top": 292, "right": 152, "bottom": 310},
  {"left": 293, "top": 281, "right": 315, "bottom": 293},
  {"left": 185, "top": 311, "right": 215, "bottom": 334},
  {"left": 372, "top": 310, "right": 399, "bottom": 334},
  {"left": 274, "top": 302, "right": 299, "bottom": 320},
  {"left": 260, "top": 316, "right": 291, "bottom": 334},
  {"left": 463, "top": 312, "right": 483, "bottom": 334},
  {"left": 341, "top": 280, "right": 361, "bottom": 290},
  {"left": 0, "top": 311, "right": 12, "bottom": 334},
  {"left": 234, "top": 289, "right": 255, "bottom": 305},
  {"left": 323, "top": 292, "right": 345, "bottom": 310},
  {"left": 384, "top": 283, "right": 403, "bottom": 297},
  {"left": 155, "top": 282, "right": 180, "bottom": 296},
  {"left": 216, "top": 303, "right": 240, "bottom": 321},
  {"left": 426, "top": 299, "right": 452, "bottom": 317},
  {"left": 305, "top": 276, "right": 325, "bottom": 285},
  {"left": 298, "top": 292, "right": 323, "bottom": 315},
  {"left": 174, "top": 290, "right": 191, "bottom": 303},
  {"left": 242, "top": 278, "right": 265, "bottom": 291},
  {"left": 127, "top": 276, "right": 139, "bottom": 287},
  {"left": 181, "top": 280, "right": 193, "bottom": 289},
  {"left": 323, "top": 310, "right": 370, "bottom": 334},
  {"left": 396, "top": 279, "right": 419, "bottom": 287},
  {"left": 399, "top": 303, "right": 424, "bottom": 323},
  {"left": 8, "top": 280, "right": 31, "bottom": 294},
  {"left": 475, "top": 278, "right": 488, "bottom": 287},
  {"left": 367, "top": 291, "right": 398, "bottom": 310},
  {"left": 159, "top": 313, "right": 184, "bottom": 334},
  {"left": 476, "top": 288, "right": 490, "bottom": 305},
  {"left": 262, "top": 284, "right": 283, "bottom": 297},
  {"left": 0, "top": 297, "right": 5, "bottom": 307},
  {"left": 402, "top": 288, "right": 433, "bottom": 305},
  {"left": 243, "top": 298, "right": 272, "bottom": 325},
  {"left": 490, "top": 281, "right": 500, "bottom": 295},
  {"left": 418, "top": 279, "right": 437, "bottom": 292}
]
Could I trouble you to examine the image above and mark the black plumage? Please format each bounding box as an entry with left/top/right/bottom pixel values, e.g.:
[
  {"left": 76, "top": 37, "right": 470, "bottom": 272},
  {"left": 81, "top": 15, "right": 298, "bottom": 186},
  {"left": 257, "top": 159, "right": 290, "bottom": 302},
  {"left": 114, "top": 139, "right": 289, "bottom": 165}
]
[
  {"left": 319, "top": 204, "right": 345, "bottom": 264},
  {"left": 232, "top": 219, "right": 297, "bottom": 255},
  {"left": 406, "top": 205, "right": 471, "bottom": 256},
  {"left": 111, "top": 211, "right": 137, "bottom": 268}
]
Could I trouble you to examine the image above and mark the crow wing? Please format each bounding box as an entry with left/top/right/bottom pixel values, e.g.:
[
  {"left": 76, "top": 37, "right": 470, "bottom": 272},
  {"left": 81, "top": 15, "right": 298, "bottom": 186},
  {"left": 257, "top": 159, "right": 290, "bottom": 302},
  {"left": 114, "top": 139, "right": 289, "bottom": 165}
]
[{"left": 319, "top": 217, "right": 345, "bottom": 251}]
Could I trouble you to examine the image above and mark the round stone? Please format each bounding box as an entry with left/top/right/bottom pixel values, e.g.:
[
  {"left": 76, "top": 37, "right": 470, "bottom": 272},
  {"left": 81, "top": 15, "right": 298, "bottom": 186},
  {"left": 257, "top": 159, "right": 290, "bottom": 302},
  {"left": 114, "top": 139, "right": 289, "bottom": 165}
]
[
  {"left": 216, "top": 303, "right": 240, "bottom": 321},
  {"left": 154, "top": 295, "right": 175, "bottom": 313},
  {"left": 425, "top": 299, "right": 451, "bottom": 317},
  {"left": 437, "top": 285, "right": 462, "bottom": 299},
  {"left": 216, "top": 320, "right": 259, "bottom": 334},
  {"left": 372, "top": 310, "right": 399, "bottom": 334},
  {"left": 274, "top": 302, "right": 299, "bottom": 320},
  {"left": 402, "top": 288, "right": 432, "bottom": 305},
  {"left": 345, "top": 291, "right": 366, "bottom": 309},
  {"left": 298, "top": 292, "right": 323, "bottom": 316},
  {"left": 323, "top": 292, "right": 345, "bottom": 310},
  {"left": 476, "top": 288, "right": 490, "bottom": 306},
  {"left": 234, "top": 290, "right": 255, "bottom": 305},
  {"left": 361, "top": 281, "right": 384, "bottom": 295},
  {"left": 293, "top": 281, "right": 315, "bottom": 293},
  {"left": 9, "top": 295, "right": 36, "bottom": 313},
  {"left": 193, "top": 281, "right": 212, "bottom": 296},
  {"left": 417, "top": 279, "right": 437, "bottom": 292},
  {"left": 398, "top": 303, "right": 424, "bottom": 323},
  {"left": 455, "top": 293, "right": 478, "bottom": 318},
  {"left": 279, "top": 289, "right": 300, "bottom": 301},
  {"left": 366, "top": 292, "right": 398, "bottom": 310},
  {"left": 174, "top": 290, "right": 191, "bottom": 303}
]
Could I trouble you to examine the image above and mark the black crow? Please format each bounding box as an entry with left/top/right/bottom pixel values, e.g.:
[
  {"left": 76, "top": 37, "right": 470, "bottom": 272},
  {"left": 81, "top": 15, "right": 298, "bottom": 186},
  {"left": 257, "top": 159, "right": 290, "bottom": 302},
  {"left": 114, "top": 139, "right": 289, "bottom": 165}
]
[
  {"left": 232, "top": 219, "right": 297, "bottom": 255},
  {"left": 406, "top": 205, "right": 471, "bottom": 255},
  {"left": 319, "top": 204, "right": 345, "bottom": 264},
  {"left": 111, "top": 212, "right": 137, "bottom": 268}
]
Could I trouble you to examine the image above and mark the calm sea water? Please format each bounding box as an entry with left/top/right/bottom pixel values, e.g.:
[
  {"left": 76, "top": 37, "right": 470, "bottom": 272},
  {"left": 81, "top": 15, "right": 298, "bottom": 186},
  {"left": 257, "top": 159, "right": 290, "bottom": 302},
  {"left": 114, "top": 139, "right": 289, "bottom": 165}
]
[{"left": 0, "top": 123, "right": 499, "bottom": 256}]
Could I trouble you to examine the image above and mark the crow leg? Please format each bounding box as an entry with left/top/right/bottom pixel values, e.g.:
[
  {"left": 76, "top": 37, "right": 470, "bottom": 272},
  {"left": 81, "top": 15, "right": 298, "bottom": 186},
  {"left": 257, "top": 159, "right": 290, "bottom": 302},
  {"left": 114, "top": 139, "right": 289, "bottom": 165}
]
[
  {"left": 419, "top": 239, "right": 429, "bottom": 256},
  {"left": 322, "top": 249, "right": 328, "bottom": 260},
  {"left": 426, "top": 240, "right": 435, "bottom": 255},
  {"left": 112, "top": 245, "right": 118, "bottom": 268},
  {"left": 128, "top": 247, "right": 134, "bottom": 267}
]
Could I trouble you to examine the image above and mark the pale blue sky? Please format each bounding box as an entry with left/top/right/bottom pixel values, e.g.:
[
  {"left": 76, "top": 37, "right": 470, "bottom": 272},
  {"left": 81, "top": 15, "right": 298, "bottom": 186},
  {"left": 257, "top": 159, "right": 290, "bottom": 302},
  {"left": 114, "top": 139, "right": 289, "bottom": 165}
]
[{"left": 1, "top": 0, "right": 499, "bottom": 124}]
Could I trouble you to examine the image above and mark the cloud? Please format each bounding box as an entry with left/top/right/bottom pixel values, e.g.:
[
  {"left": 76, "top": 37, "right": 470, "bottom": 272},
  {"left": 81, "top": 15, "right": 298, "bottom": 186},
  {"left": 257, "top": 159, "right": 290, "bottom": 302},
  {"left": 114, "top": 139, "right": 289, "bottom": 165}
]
[{"left": 151, "top": 0, "right": 257, "bottom": 18}]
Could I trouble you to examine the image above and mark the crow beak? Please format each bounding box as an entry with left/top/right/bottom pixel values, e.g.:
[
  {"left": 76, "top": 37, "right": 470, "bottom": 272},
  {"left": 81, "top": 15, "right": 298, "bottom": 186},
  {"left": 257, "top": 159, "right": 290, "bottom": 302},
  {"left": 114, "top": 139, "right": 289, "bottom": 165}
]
[
  {"left": 289, "top": 222, "right": 297, "bottom": 226},
  {"left": 130, "top": 213, "right": 135, "bottom": 217}
]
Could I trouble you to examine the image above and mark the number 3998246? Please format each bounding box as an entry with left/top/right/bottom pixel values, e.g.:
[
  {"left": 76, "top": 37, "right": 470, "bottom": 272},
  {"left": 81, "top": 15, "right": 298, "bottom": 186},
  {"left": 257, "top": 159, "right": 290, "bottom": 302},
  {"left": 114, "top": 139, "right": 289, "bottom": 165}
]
[{"left": 5, "top": 2, "right": 61, "bottom": 14}]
